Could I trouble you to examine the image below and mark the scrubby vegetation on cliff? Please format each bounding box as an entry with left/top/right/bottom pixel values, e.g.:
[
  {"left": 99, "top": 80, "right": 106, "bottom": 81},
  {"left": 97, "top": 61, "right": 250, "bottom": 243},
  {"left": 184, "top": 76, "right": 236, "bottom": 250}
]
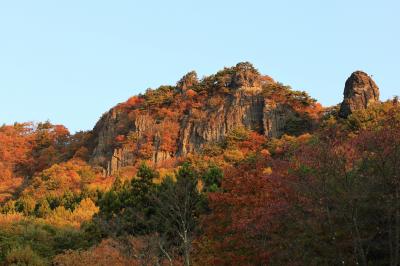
[
  {"left": 0, "top": 63, "right": 398, "bottom": 265},
  {"left": 88, "top": 62, "right": 322, "bottom": 178}
]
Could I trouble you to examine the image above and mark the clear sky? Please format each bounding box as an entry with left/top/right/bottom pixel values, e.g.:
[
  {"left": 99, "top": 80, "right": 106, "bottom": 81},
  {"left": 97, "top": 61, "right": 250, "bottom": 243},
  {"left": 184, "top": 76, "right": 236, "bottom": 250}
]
[{"left": 0, "top": 0, "right": 399, "bottom": 133}]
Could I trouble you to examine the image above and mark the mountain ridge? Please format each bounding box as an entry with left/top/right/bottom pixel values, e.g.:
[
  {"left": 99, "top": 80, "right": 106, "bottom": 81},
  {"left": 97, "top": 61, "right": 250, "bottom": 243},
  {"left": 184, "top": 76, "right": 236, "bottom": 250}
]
[{"left": 87, "top": 62, "right": 324, "bottom": 176}]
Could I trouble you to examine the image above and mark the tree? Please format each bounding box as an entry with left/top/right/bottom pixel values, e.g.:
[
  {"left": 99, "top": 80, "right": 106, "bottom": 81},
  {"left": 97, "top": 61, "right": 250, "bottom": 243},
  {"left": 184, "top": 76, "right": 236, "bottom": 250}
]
[
  {"left": 155, "top": 163, "right": 204, "bottom": 266},
  {"left": 197, "top": 157, "right": 289, "bottom": 265},
  {"left": 96, "top": 163, "right": 158, "bottom": 236},
  {"left": 277, "top": 102, "right": 400, "bottom": 265},
  {"left": 201, "top": 165, "right": 223, "bottom": 192},
  {"left": 15, "top": 196, "right": 36, "bottom": 216},
  {"left": 5, "top": 246, "right": 46, "bottom": 266},
  {"left": 35, "top": 199, "right": 51, "bottom": 218}
]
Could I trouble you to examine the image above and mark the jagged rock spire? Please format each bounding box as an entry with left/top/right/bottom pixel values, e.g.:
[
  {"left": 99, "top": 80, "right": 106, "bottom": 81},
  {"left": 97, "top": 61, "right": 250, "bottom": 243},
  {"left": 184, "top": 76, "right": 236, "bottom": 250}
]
[
  {"left": 177, "top": 71, "right": 199, "bottom": 92},
  {"left": 339, "top": 71, "right": 380, "bottom": 118}
]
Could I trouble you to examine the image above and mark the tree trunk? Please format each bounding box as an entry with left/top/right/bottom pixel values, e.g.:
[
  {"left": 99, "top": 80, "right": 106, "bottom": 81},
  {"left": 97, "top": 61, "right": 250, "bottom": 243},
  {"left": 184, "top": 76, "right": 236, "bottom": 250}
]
[{"left": 183, "top": 230, "right": 190, "bottom": 266}]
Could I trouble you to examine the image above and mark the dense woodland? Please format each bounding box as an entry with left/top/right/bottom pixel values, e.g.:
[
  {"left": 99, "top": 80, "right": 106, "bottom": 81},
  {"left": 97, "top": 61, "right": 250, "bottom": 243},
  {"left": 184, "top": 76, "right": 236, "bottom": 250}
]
[{"left": 0, "top": 63, "right": 399, "bottom": 265}]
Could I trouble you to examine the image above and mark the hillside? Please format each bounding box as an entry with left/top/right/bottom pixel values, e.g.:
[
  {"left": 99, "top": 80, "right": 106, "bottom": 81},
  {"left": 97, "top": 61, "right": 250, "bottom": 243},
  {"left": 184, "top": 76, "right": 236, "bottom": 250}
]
[
  {"left": 1, "top": 62, "right": 399, "bottom": 265},
  {"left": 88, "top": 62, "right": 322, "bottom": 176}
]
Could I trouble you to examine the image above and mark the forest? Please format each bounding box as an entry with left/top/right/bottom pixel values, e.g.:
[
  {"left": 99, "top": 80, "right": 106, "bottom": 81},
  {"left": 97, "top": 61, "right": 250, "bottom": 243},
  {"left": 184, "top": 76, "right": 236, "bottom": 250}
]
[{"left": 0, "top": 63, "right": 399, "bottom": 265}]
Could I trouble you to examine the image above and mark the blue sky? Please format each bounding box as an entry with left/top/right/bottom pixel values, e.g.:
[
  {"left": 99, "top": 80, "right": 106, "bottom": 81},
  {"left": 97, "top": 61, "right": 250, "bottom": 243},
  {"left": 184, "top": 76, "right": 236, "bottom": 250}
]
[{"left": 0, "top": 0, "right": 399, "bottom": 133}]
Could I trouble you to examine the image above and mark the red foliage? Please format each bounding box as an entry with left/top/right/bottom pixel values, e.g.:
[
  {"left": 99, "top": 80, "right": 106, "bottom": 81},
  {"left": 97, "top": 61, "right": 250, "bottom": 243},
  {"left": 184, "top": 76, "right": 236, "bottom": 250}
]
[
  {"left": 239, "top": 131, "right": 265, "bottom": 153},
  {"left": 185, "top": 89, "right": 197, "bottom": 98},
  {"left": 30, "top": 123, "right": 72, "bottom": 173},
  {"left": 159, "top": 122, "right": 180, "bottom": 153},
  {"left": 115, "top": 135, "right": 126, "bottom": 143},
  {"left": 197, "top": 157, "right": 292, "bottom": 265},
  {"left": 126, "top": 96, "right": 144, "bottom": 107},
  {"left": 137, "top": 133, "right": 154, "bottom": 159}
]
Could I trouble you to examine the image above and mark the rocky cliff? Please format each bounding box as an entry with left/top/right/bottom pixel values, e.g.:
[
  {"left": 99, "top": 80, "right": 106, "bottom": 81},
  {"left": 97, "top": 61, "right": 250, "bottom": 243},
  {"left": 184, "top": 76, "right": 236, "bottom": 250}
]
[
  {"left": 88, "top": 63, "right": 322, "bottom": 175},
  {"left": 339, "top": 71, "right": 380, "bottom": 118}
]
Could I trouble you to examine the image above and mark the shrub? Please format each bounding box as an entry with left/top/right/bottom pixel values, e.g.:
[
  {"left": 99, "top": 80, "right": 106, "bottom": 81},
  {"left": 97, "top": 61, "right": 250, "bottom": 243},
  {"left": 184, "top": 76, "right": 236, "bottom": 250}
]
[{"left": 5, "top": 246, "right": 46, "bottom": 266}]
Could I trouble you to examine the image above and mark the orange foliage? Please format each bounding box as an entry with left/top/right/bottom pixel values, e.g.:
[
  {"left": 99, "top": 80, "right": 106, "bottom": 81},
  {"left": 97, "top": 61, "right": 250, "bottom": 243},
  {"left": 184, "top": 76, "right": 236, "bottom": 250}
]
[
  {"left": 0, "top": 123, "right": 34, "bottom": 177},
  {"left": 0, "top": 213, "right": 25, "bottom": 226},
  {"left": 22, "top": 159, "right": 106, "bottom": 200},
  {"left": 115, "top": 96, "right": 145, "bottom": 111},
  {"left": 53, "top": 239, "right": 132, "bottom": 266},
  {"left": 115, "top": 135, "right": 126, "bottom": 143},
  {"left": 305, "top": 102, "right": 324, "bottom": 119},
  {"left": 185, "top": 89, "right": 197, "bottom": 98},
  {"left": 137, "top": 133, "right": 154, "bottom": 159},
  {"left": 157, "top": 107, "right": 179, "bottom": 120},
  {"left": 0, "top": 123, "right": 34, "bottom": 200},
  {"left": 239, "top": 131, "right": 265, "bottom": 153},
  {"left": 126, "top": 96, "right": 144, "bottom": 107},
  {"left": 159, "top": 121, "right": 180, "bottom": 153},
  {"left": 53, "top": 237, "right": 175, "bottom": 266}
]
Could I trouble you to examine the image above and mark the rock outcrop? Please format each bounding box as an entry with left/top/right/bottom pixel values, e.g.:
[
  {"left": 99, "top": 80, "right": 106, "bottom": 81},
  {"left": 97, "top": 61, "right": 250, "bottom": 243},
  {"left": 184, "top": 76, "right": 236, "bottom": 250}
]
[
  {"left": 263, "top": 102, "right": 296, "bottom": 138},
  {"left": 87, "top": 63, "right": 321, "bottom": 175},
  {"left": 339, "top": 71, "right": 380, "bottom": 118},
  {"left": 176, "top": 90, "right": 266, "bottom": 156}
]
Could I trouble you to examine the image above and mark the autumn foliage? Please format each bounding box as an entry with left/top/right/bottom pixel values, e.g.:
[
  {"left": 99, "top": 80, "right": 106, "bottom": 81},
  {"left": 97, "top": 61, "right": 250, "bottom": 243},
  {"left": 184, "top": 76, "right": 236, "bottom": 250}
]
[{"left": 0, "top": 63, "right": 399, "bottom": 265}]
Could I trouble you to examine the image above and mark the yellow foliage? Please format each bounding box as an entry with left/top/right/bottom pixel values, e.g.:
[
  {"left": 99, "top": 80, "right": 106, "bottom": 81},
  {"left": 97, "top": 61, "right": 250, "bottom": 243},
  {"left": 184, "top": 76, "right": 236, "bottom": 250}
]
[
  {"left": 0, "top": 213, "right": 25, "bottom": 226},
  {"left": 268, "top": 133, "right": 312, "bottom": 155},
  {"left": 72, "top": 198, "right": 99, "bottom": 224},
  {"left": 260, "top": 149, "right": 271, "bottom": 157},
  {"left": 223, "top": 149, "right": 245, "bottom": 163},
  {"left": 22, "top": 159, "right": 106, "bottom": 201},
  {"left": 44, "top": 198, "right": 99, "bottom": 228},
  {"left": 262, "top": 167, "right": 272, "bottom": 175},
  {"left": 156, "top": 168, "right": 176, "bottom": 184}
]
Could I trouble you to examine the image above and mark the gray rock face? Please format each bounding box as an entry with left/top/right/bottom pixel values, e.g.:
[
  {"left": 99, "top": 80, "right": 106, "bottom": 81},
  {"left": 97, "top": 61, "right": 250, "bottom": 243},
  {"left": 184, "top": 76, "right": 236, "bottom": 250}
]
[
  {"left": 263, "top": 101, "right": 295, "bottom": 138},
  {"left": 88, "top": 63, "right": 321, "bottom": 175},
  {"left": 177, "top": 90, "right": 266, "bottom": 156},
  {"left": 90, "top": 110, "right": 154, "bottom": 167},
  {"left": 339, "top": 71, "right": 380, "bottom": 118},
  {"left": 89, "top": 88, "right": 301, "bottom": 175}
]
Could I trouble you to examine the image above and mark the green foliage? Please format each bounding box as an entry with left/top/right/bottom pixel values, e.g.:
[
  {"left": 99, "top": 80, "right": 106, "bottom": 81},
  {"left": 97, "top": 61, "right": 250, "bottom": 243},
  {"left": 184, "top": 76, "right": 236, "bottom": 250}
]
[
  {"left": 35, "top": 200, "right": 51, "bottom": 218},
  {"left": 177, "top": 71, "right": 199, "bottom": 92},
  {"left": 345, "top": 100, "right": 399, "bottom": 131},
  {"left": 155, "top": 163, "right": 205, "bottom": 265},
  {"left": 77, "top": 167, "right": 96, "bottom": 184},
  {"left": 1, "top": 200, "right": 16, "bottom": 214},
  {"left": 198, "top": 62, "right": 261, "bottom": 93},
  {"left": 136, "top": 163, "right": 159, "bottom": 182},
  {"left": 96, "top": 163, "right": 158, "bottom": 236},
  {"left": 227, "top": 127, "right": 249, "bottom": 143},
  {"left": 144, "top": 86, "right": 175, "bottom": 107},
  {"left": 284, "top": 114, "right": 313, "bottom": 136},
  {"left": 15, "top": 196, "right": 36, "bottom": 216},
  {"left": 46, "top": 191, "right": 81, "bottom": 211},
  {"left": 202, "top": 166, "right": 223, "bottom": 192},
  {"left": 201, "top": 142, "right": 224, "bottom": 157},
  {"left": 94, "top": 162, "right": 206, "bottom": 264},
  {"left": 3, "top": 65, "right": 400, "bottom": 265},
  {"left": 222, "top": 127, "right": 250, "bottom": 150},
  {"left": 0, "top": 220, "right": 90, "bottom": 264},
  {"left": 5, "top": 246, "right": 46, "bottom": 266}
]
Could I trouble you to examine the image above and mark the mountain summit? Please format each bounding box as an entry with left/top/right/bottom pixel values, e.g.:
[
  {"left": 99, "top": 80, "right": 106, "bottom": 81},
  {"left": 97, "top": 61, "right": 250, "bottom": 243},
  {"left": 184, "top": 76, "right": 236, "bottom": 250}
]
[{"left": 88, "top": 62, "right": 322, "bottom": 175}]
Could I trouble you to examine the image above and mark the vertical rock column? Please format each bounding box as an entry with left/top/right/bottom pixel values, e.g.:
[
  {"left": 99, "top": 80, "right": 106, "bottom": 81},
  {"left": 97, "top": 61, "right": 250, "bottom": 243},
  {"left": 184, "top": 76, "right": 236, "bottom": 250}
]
[{"left": 339, "top": 71, "right": 380, "bottom": 118}]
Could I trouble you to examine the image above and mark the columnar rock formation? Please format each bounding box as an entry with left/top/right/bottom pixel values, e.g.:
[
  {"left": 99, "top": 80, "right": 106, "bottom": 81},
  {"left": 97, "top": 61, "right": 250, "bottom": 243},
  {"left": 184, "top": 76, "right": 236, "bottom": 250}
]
[
  {"left": 87, "top": 63, "right": 321, "bottom": 175},
  {"left": 339, "top": 71, "right": 380, "bottom": 118}
]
